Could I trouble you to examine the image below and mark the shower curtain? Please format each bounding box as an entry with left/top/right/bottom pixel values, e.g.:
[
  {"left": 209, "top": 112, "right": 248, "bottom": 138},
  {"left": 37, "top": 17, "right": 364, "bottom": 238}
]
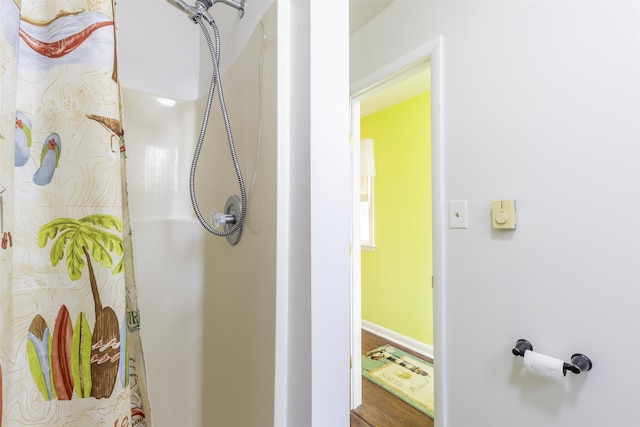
[{"left": 0, "top": 0, "right": 151, "bottom": 425}]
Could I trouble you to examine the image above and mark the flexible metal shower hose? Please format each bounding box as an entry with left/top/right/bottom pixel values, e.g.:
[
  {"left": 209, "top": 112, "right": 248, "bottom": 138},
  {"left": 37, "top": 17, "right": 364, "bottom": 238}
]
[{"left": 189, "top": 16, "right": 247, "bottom": 237}]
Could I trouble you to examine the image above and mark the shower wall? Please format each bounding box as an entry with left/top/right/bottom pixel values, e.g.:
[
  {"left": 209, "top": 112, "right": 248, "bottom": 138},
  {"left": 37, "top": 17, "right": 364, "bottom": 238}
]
[
  {"left": 122, "top": 89, "right": 206, "bottom": 427},
  {"left": 199, "top": 5, "right": 277, "bottom": 427},
  {"left": 117, "top": 0, "right": 277, "bottom": 426}
]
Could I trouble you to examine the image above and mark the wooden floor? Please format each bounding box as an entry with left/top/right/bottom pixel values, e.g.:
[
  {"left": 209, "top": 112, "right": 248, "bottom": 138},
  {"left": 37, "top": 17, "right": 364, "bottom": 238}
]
[{"left": 350, "top": 330, "right": 435, "bottom": 427}]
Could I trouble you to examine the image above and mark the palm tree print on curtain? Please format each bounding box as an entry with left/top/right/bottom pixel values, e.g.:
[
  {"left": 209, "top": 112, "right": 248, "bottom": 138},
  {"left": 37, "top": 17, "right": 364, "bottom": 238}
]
[
  {"left": 0, "top": 0, "right": 151, "bottom": 424},
  {"left": 29, "top": 214, "right": 124, "bottom": 400}
]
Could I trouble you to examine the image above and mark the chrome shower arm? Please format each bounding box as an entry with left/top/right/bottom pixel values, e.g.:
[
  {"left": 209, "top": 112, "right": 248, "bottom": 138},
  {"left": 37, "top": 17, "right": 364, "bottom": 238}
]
[
  {"left": 214, "top": 0, "right": 245, "bottom": 17},
  {"left": 167, "top": 0, "right": 245, "bottom": 22}
]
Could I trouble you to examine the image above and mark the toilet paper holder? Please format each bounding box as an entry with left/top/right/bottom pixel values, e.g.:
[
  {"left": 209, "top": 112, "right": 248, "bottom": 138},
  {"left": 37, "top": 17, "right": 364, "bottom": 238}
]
[{"left": 512, "top": 339, "right": 593, "bottom": 375}]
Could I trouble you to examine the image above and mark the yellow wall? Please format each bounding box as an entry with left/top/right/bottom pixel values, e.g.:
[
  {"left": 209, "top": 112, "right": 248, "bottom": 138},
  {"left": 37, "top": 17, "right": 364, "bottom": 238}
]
[{"left": 361, "top": 91, "right": 433, "bottom": 346}]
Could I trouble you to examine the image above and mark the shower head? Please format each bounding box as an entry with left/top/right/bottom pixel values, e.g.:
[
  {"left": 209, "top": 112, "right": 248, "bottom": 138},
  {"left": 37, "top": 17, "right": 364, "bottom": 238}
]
[{"left": 166, "top": 0, "right": 245, "bottom": 21}]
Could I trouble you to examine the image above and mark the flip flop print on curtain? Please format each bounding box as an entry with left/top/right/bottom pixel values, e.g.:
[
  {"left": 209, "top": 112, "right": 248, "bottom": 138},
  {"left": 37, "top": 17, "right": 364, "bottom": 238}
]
[
  {"left": 21, "top": 110, "right": 122, "bottom": 191},
  {"left": 15, "top": 111, "right": 32, "bottom": 167},
  {"left": 27, "top": 214, "right": 127, "bottom": 400},
  {"left": 14, "top": 113, "right": 62, "bottom": 186},
  {"left": 32, "top": 133, "right": 61, "bottom": 186},
  {"left": 1, "top": 232, "right": 11, "bottom": 249}
]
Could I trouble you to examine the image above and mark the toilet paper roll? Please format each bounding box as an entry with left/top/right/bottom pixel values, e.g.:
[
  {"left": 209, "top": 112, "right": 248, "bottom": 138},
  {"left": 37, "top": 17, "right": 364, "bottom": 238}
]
[{"left": 523, "top": 350, "right": 565, "bottom": 380}]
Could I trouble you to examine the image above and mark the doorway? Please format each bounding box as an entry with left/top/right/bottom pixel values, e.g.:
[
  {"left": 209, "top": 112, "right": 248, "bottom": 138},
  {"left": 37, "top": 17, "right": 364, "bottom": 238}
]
[{"left": 350, "top": 38, "right": 443, "bottom": 417}]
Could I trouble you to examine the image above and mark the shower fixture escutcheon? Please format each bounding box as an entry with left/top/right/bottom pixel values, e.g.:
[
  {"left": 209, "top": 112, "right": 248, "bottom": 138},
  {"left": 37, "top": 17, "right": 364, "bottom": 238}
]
[{"left": 211, "top": 195, "right": 243, "bottom": 245}]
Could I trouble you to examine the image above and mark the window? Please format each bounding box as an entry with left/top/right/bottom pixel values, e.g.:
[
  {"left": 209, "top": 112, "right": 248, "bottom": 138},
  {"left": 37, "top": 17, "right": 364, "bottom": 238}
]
[
  {"left": 360, "top": 175, "right": 375, "bottom": 249},
  {"left": 360, "top": 139, "right": 375, "bottom": 250}
]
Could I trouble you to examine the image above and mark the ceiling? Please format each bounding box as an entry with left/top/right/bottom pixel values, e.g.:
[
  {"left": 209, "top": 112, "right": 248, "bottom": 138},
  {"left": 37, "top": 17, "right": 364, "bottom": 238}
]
[
  {"left": 349, "top": 0, "right": 396, "bottom": 35},
  {"left": 350, "top": 0, "right": 430, "bottom": 117},
  {"left": 359, "top": 68, "right": 431, "bottom": 117}
]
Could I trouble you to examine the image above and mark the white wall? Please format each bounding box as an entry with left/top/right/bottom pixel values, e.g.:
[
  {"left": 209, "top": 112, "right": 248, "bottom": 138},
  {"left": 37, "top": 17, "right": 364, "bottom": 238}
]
[
  {"left": 352, "top": 2, "right": 640, "bottom": 426},
  {"left": 280, "top": 1, "right": 352, "bottom": 426}
]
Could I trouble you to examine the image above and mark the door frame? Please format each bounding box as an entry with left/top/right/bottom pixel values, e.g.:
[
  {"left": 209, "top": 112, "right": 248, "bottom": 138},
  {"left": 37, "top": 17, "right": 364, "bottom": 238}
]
[{"left": 349, "top": 37, "right": 444, "bottom": 417}]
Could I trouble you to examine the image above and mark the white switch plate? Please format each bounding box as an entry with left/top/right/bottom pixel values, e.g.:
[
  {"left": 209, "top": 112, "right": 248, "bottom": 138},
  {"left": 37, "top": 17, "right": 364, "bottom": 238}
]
[{"left": 449, "top": 200, "right": 468, "bottom": 229}]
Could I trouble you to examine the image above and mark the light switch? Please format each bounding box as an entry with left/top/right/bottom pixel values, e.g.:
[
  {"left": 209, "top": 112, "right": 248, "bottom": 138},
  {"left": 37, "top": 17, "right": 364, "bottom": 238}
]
[
  {"left": 449, "top": 200, "right": 468, "bottom": 229},
  {"left": 492, "top": 200, "right": 517, "bottom": 229}
]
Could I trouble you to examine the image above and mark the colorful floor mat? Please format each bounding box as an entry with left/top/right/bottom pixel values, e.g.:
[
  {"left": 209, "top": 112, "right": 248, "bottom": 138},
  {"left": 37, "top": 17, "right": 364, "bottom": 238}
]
[{"left": 362, "top": 344, "right": 434, "bottom": 418}]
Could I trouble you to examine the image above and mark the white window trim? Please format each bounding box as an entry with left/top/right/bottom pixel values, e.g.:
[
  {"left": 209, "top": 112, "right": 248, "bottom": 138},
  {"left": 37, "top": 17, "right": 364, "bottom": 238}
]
[{"left": 360, "top": 174, "right": 375, "bottom": 250}]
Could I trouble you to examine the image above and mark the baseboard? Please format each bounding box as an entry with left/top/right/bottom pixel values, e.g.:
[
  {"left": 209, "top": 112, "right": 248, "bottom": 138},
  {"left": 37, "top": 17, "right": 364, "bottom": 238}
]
[{"left": 362, "top": 320, "right": 434, "bottom": 360}]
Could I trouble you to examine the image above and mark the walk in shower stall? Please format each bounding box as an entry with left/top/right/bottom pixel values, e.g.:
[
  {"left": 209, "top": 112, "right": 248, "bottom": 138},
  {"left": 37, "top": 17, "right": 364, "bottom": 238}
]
[{"left": 116, "top": 1, "right": 277, "bottom": 425}]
